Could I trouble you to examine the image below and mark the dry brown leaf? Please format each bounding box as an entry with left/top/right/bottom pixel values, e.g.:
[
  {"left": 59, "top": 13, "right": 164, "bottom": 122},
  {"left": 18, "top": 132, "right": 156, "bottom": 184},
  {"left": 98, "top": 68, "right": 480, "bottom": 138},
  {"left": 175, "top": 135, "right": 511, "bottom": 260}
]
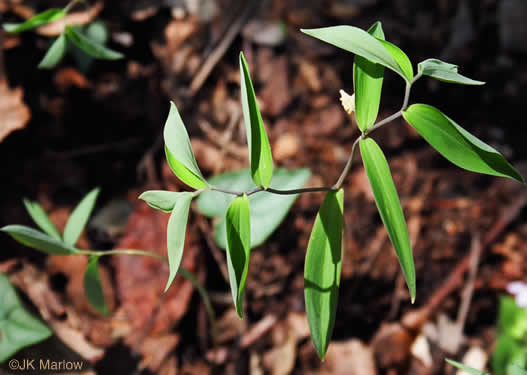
[
  {"left": 0, "top": 79, "right": 30, "bottom": 142},
  {"left": 112, "top": 200, "right": 201, "bottom": 339},
  {"left": 309, "top": 340, "right": 377, "bottom": 375},
  {"left": 36, "top": 2, "right": 103, "bottom": 36}
]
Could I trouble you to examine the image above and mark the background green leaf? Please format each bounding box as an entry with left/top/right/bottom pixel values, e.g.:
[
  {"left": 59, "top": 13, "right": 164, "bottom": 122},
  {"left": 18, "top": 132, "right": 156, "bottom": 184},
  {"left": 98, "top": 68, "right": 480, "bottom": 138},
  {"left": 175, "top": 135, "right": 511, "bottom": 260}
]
[
  {"left": 165, "top": 192, "right": 193, "bottom": 291},
  {"left": 0, "top": 274, "right": 52, "bottom": 363},
  {"left": 38, "top": 33, "right": 67, "bottom": 69},
  {"left": 446, "top": 359, "right": 491, "bottom": 375},
  {"left": 70, "top": 22, "right": 109, "bottom": 71},
  {"left": 239, "top": 52, "right": 274, "bottom": 188},
  {"left": 84, "top": 256, "right": 108, "bottom": 315},
  {"left": 3, "top": 8, "right": 65, "bottom": 33},
  {"left": 163, "top": 102, "right": 208, "bottom": 189},
  {"left": 225, "top": 194, "right": 251, "bottom": 317},
  {"left": 196, "top": 168, "right": 311, "bottom": 248},
  {"left": 23, "top": 199, "right": 61, "bottom": 240},
  {"left": 304, "top": 189, "right": 344, "bottom": 360},
  {"left": 353, "top": 22, "right": 385, "bottom": 131},
  {"left": 403, "top": 104, "right": 524, "bottom": 183},
  {"left": 301, "top": 25, "right": 409, "bottom": 81},
  {"left": 65, "top": 26, "right": 123, "bottom": 60},
  {"left": 0, "top": 225, "right": 77, "bottom": 255},
  {"left": 63, "top": 188, "right": 100, "bottom": 246},
  {"left": 375, "top": 38, "right": 413, "bottom": 81},
  {"left": 360, "top": 137, "right": 416, "bottom": 302},
  {"left": 418, "top": 58, "right": 485, "bottom": 85},
  {"left": 139, "top": 190, "right": 188, "bottom": 213}
]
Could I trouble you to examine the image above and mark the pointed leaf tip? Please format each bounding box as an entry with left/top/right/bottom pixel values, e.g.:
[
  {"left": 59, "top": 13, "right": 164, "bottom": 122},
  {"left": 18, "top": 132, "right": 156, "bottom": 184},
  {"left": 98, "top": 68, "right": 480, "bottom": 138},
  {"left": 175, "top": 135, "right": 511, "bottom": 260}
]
[
  {"left": 305, "top": 189, "right": 344, "bottom": 359},
  {"left": 360, "top": 138, "right": 416, "bottom": 302},
  {"left": 225, "top": 194, "right": 251, "bottom": 317},
  {"left": 353, "top": 22, "right": 386, "bottom": 131},
  {"left": 165, "top": 192, "right": 194, "bottom": 292},
  {"left": 403, "top": 104, "right": 524, "bottom": 184},
  {"left": 163, "top": 102, "right": 208, "bottom": 189},
  {"left": 63, "top": 187, "right": 100, "bottom": 246},
  {"left": 239, "top": 52, "right": 274, "bottom": 188},
  {"left": 84, "top": 256, "right": 109, "bottom": 315}
]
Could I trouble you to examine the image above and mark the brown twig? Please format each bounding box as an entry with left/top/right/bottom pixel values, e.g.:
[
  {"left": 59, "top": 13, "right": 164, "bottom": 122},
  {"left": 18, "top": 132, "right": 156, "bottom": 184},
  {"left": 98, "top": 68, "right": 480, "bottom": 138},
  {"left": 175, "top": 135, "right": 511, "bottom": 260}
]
[
  {"left": 189, "top": 0, "right": 260, "bottom": 95},
  {"left": 403, "top": 193, "right": 527, "bottom": 331}
]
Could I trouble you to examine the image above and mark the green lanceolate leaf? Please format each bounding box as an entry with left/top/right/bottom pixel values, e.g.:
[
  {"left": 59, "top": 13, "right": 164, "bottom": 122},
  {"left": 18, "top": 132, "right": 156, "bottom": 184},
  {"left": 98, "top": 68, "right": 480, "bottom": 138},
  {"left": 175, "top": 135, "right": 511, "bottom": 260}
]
[
  {"left": 403, "top": 104, "right": 524, "bottom": 184},
  {"left": 23, "top": 199, "right": 61, "bottom": 240},
  {"left": 3, "top": 8, "right": 66, "bottom": 33},
  {"left": 196, "top": 168, "right": 311, "bottom": 248},
  {"left": 304, "top": 189, "right": 344, "bottom": 360},
  {"left": 418, "top": 58, "right": 485, "bottom": 85},
  {"left": 139, "top": 190, "right": 190, "bottom": 213},
  {"left": 301, "top": 26, "right": 409, "bottom": 81},
  {"left": 65, "top": 26, "right": 123, "bottom": 60},
  {"left": 445, "top": 359, "right": 491, "bottom": 375},
  {"left": 84, "top": 256, "right": 108, "bottom": 315},
  {"left": 360, "top": 137, "right": 416, "bottom": 302},
  {"left": 163, "top": 102, "right": 208, "bottom": 189},
  {"left": 239, "top": 52, "right": 274, "bottom": 188},
  {"left": 353, "top": 22, "right": 385, "bottom": 131},
  {"left": 376, "top": 38, "right": 413, "bottom": 81},
  {"left": 0, "top": 274, "right": 52, "bottom": 363},
  {"left": 0, "top": 225, "right": 77, "bottom": 255},
  {"left": 225, "top": 194, "right": 251, "bottom": 317},
  {"left": 38, "top": 33, "right": 67, "bottom": 69},
  {"left": 165, "top": 192, "right": 193, "bottom": 291},
  {"left": 63, "top": 188, "right": 100, "bottom": 246}
]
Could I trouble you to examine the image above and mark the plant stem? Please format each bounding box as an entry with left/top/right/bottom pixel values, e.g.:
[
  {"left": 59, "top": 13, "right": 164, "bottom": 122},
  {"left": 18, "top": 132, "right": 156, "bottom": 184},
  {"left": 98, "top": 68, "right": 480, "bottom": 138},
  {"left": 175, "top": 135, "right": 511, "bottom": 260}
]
[
  {"left": 64, "top": 0, "right": 83, "bottom": 14},
  {"left": 76, "top": 248, "right": 217, "bottom": 343},
  {"left": 265, "top": 186, "right": 335, "bottom": 195},
  {"left": 332, "top": 73, "right": 422, "bottom": 189},
  {"left": 204, "top": 74, "right": 424, "bottom": 198},
  {"left": 333, "top": 136, "right": 360, "bottom": 190},
  {"left": 210, "top": 185, "right": 334, "bottom": 197}
]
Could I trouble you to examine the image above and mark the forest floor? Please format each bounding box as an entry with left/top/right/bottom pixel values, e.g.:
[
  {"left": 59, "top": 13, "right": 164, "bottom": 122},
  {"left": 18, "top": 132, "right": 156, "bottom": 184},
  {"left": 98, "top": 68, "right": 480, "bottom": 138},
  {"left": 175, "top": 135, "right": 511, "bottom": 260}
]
[{"left": 1, "top": 1, "right": 527, "bottom": 374}]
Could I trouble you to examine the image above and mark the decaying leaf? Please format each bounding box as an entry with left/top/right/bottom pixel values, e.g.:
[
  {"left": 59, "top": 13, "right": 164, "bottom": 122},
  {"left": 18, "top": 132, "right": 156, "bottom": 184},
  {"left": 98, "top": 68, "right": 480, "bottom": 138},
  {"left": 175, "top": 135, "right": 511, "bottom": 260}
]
[{"left": 0, "top": 79, "right": 31, "bottom": 142}]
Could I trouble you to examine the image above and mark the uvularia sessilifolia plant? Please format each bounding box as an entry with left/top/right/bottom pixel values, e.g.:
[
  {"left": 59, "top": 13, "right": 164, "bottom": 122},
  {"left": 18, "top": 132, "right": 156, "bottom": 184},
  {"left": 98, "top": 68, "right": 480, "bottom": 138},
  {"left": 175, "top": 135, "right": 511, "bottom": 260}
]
[{"left": 2, "top": 22, "right": 524, "bottom": 361}]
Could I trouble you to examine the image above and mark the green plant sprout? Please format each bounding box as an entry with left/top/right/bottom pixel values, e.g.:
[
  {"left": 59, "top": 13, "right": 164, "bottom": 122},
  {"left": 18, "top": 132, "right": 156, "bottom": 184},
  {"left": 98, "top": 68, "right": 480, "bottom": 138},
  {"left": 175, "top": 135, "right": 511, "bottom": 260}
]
[
  {"left": 2, "top": 0, "right": 123, "bottom": 69},
  {"left": 1, "top": 21, "right": 524, "bottom": 362},
  {"left": 0, "top": 189, "right": 215, "bottom": 362}
]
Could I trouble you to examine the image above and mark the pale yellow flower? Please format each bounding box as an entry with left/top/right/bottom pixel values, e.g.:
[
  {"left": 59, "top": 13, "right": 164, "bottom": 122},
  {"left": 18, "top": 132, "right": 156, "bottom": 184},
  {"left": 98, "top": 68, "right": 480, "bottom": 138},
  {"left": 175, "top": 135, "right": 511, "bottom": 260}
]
[{"left": 339, "top": 89, "right": 355, "bottom": 114}]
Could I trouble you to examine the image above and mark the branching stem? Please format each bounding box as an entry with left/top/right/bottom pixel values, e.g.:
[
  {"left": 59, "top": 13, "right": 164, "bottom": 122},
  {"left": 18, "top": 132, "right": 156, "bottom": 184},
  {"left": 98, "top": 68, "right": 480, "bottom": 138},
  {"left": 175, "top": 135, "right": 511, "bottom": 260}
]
[{"left": 197, "top": 74, "right": 423, "bottom": 197}]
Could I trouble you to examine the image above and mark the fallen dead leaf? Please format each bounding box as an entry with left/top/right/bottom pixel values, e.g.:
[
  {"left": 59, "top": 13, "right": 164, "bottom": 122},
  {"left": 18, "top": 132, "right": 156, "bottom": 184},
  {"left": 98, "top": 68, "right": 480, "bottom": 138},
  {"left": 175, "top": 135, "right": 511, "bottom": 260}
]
[
  {"left": 260, "top": 56, "right": 292, "bottom": 116},
  {"left": 54, "top": 68, "right": 91, "bottom": 91},
  {"left": 36, "top": 2, "right": 104, "bottom": 36},
  {"left": 274, "top": 133, "right": 300, "bottom": 161},
  {"left": 263, "top": 321, "right": 297, "bottom": 375},
  {"left": 309, "top": 339, "right": 377, "bottom": 375},
  {"left": 0, "top": 79, "right": 31, "bottom": 142}
]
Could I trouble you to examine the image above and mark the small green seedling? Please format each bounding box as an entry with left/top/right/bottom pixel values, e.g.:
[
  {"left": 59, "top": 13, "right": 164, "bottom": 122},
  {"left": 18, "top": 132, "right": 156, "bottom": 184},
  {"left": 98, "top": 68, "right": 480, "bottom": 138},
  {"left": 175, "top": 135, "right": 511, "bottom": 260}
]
[
  {"left": 0, "top": 189, "right": 214, "bottom": 335},
  {"left": 0, "top": 274, "right": 52, "bottom": 363},
  {"left": 3, "top": 0, "right": 123, "bottom": 69},
  {"left": 140, "top": 22, "right": 523, "bottom": 360}
]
